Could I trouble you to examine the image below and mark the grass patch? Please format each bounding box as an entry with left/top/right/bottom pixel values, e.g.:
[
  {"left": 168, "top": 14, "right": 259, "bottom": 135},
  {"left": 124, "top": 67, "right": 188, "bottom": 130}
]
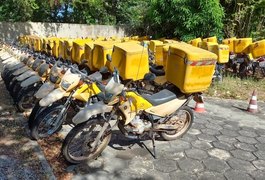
[{"left": 205, "top": 75, "right": 265, "bottom": 101}]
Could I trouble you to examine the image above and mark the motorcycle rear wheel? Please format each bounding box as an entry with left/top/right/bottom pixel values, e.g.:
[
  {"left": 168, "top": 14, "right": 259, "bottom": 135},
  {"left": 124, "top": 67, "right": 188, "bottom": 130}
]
[
  {"left": 62, "top": 119, "right": 111, "bottom": 164},
  {"left": 161, "top": 106, "right": 193, "bottom": 141}
]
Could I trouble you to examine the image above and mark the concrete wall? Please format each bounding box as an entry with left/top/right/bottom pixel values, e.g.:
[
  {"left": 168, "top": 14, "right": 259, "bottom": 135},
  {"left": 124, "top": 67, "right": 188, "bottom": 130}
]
[{"left": 0, "top": 22, "right": 126, "bottom": 42}]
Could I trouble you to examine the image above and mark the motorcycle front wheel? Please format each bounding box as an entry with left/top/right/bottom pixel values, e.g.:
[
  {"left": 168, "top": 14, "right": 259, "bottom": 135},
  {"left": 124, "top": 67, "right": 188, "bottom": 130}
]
[
  {"left": 161, "top": 106, "right": 193, "bottom": 141},
  {"left": 16, "top": 88, "right": 37, "bottom": 112},
  {"left": 30, "top": 103, "right": 67, "bottom": 140},
  {"left": 28, "top": 102, "right": 46, "bottom": 129},
  {"left": 62, "top": 119, "right": 112, "bottom": 164}
]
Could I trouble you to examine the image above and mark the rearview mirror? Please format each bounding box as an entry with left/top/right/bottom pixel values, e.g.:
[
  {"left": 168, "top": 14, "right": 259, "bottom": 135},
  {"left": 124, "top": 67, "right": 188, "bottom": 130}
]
[{"left": 106, "top": 54, "right": 112, "bottom": 62}]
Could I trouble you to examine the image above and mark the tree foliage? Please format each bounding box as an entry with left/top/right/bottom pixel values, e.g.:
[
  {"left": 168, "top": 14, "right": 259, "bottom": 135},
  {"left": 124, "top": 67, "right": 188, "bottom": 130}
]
[
  {"left": 221, "top": 0, "right": 265, "bottom": 40},
  {"left": 0, "top": 0, "right": 264, "bottom": 40},
  {"left": 146, "top": 0, "right": 224, "bottom": 40}
]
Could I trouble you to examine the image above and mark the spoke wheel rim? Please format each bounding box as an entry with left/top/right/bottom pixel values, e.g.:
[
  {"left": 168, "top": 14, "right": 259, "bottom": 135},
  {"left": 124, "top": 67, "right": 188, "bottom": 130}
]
[
  {"left": 68, "top": 122, "right": 109, "bottom": 161},
  {"left": 37, "top": 108, "right": 64, "bottom": 137},
  {"left": 165, "top": 109, "right": 191, "bottom": 136}
]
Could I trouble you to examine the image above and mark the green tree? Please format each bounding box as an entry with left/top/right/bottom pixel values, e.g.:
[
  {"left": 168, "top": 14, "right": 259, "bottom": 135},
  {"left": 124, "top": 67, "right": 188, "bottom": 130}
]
[
  {"left": 0, "top": 0, "right": 38, "bottom": 22},
  {"left": 146, "top": 0, "right": 224, "bottom": 41},
  {"left": 221, "top": 0, "right": 265, "bottom": 39}
]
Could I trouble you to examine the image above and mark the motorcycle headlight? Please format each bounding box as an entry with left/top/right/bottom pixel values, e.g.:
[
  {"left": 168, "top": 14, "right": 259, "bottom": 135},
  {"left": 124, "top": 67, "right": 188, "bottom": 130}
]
[{"left": 61, "top": 80, "right": 71, "bottom": 90}]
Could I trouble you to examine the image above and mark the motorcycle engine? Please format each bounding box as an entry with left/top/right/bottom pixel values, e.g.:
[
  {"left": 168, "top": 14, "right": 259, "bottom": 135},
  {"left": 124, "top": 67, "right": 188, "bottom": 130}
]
[{"left": 124, "top": 116, "right": 152, "bottom": 134}]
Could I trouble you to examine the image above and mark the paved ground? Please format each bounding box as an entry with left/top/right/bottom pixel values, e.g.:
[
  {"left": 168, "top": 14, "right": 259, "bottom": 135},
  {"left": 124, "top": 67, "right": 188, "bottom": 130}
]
[
  {"left": 0, "top": 51, "right": 55, "bottom": 180},
  {"left": 2, "top": 49, "right": 265, "bottom": 180},
  {"left": 63, "top": 98, "right": 265, "bottom": 180}
]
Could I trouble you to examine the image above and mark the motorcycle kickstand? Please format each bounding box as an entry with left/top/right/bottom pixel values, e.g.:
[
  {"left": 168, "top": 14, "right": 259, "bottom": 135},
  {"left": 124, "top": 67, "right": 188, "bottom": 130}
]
[
  {"left": 149, "top": 115, "right": 157, "bottom": 159},
  {"left": 151, "top": 133, "right": 157, "bottom": 159}
]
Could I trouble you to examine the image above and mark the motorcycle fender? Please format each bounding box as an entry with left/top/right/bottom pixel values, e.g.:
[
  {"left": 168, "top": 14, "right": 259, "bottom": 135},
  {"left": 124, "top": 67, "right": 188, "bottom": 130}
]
[
  {"left": 1, "top": 55, "right": 13, "bottom": 61},
  {"left": 39, "top": 88, "right": 66, "bottom": 107},
  {"left": 13, "top": 66, "right": 30, "bottom": 76},
  {"left": 0, "top": 52, "right": 9, "bottom": 58},
  {"left": 5, "top": 62, "right": 24, "bottom": 70},
  {"left": 20, "top": 75, "right": 41, "bottom": 88},
  {"left": 35, "top": 82, "right": 55, "bottom": 99},
  {"left": 72, "top": 101, "right": 113, "bottom": 125},
  {"left": 16, "top": 70, "right": 36, "bottom": 81},
  {"left": 3, "top": 58, "right": 18, "bottom": 66}
]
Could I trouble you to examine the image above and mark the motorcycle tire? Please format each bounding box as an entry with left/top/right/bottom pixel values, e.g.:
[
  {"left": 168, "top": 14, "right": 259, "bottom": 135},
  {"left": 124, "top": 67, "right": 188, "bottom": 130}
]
[
  {"left": 15, "top": 86, "right": 38, "bottom": 112},
  {"left": 28, "top": 102, "right": 46, "bottom": 129},
  {"left": 161, "top": 106, "right": 194, "bottom": 141},
  {"left": 62, "top": 119, "right": 112, "bottom": 164},
  {"left": 30, "top": 103, "right": 67, "bottom": 140},
  {"left": 149, "top": 65, "right": 165, "bottom": 76}
]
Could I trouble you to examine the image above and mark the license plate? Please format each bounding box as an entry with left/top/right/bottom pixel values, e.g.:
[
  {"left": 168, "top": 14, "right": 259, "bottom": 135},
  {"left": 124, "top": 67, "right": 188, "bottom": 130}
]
[{"left": 259, "top": 61, "right": 265, "bottom": 67}]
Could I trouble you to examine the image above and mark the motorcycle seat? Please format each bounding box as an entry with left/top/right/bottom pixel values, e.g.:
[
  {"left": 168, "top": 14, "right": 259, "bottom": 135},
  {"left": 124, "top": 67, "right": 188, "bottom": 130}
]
[{"left": 142, "top": 89, "right": 176, "bottom": 106}]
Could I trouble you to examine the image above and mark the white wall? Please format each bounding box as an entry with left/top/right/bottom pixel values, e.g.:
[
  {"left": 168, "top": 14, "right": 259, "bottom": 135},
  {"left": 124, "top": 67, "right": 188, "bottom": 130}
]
[{"left": 0, "top": 22, "right": 126, "bottom": 42}]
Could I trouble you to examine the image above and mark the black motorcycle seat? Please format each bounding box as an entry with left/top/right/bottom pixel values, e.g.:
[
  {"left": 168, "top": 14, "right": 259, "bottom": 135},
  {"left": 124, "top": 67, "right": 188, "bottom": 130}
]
[{"left": 142, "top": 89, "right": 176, "bottom": 106}]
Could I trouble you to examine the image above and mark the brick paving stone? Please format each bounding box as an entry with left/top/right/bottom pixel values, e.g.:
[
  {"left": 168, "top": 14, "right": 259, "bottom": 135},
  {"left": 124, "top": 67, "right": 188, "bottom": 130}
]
[
  {"left": 255, "top": 143, "right": 265, "bottom": 151},
  {"left": 191, "top": 140, "right": 212, "bottom": 150},
  {"left": 252, "top": 160, "right": 265, "bottom": 170},
  {"left": 197, "top": 171, "right": 226, "bottom": 180},
  {"left": 169, "top": 171, "right": 197, "bottom": 180},
  {"left": 217, "top": 135, "right": 238, "bottom": 144},
  {"left": 251, "top": 170, "right": 265, "bottom": 180},
  {"left": 201, "top": 128, "right": 221, "bottom": 136},
  {"left": 205, "top": 123, "right": 223, "bottom": 131},
  {"left": 212, "top": 141, "right": 235, "bottom": 151},
  {"left": 241, "top": 127, "right": 256, "bottom": 132},
  {"left": 203, "top": 158, "right": 230, "bottom": 173},
  {"left": 256, "top": 136, "right": 265, "bottom": 143},
  {"left": 153, "top": 159, "right": 178, "bottom": 173},
  {"left": 142, "top": 169, "right": 171, "bottom": 180},
  {"left": 185, "top": 148, "right": 208, "bottom": 160},
  {"left": 197, "top": 134, "right": 217, "bottom": 142},
  {"left": 230, "top": 149, "right": 256, "bottom": 161},
  {"left": 208, "top": 148, "right": 231, "bottom": 160},
  {"left": 177, "top": 158, "right": 204, "bottom": 173},
  {"left": 180, "top": 134, "right": 198, "bottom": 143},
  {"left": 234, "top": 142, "right": 257, "bottom": 152},
  {"left": 227, "top": 158, "right": 257, "bottom": 172},
  {"left": 191, "top": 123, "right": 206, "bottom": 129},
  {"left": 224, "top": 170, "right": 253, "bottom": 180},
  {"left": 194, "top": 118, "right": 209, "bottom": 124},
  {"left": 238, "top": 130, "right": 258, "bottom": 138},
  {"left": 187, "top": 128, "right": 201, "bottom": 135},
  {"left": 236, "top": 136, "right": 258, "bottom": 144},
  {"left": 220, "top": 129, "right": 239, "bottom": 137},
  {"left": 255, "top": 129, "right": 265, "bottom": 136},
  {"left": 158, "top": 151, "right": 185, "bottom": 161},
  {"left": 169, "top": 140, "right": 191, "bottom": 152},
  {"left": 210, "top": 115, "right": 226, "bottom": 122},
  {"left": 223, "top": 124, "right": 241, "bottom": 131},
  {"left": 253, "top": 151, "right": 265, "bottom": 160}
]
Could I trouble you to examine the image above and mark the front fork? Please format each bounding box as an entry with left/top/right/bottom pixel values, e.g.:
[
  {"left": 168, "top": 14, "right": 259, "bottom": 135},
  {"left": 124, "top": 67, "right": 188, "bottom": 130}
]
[
  {"left": 53, "top": 91, "right": 75, "bottom": 128},
  {"left": 90, "top": 107, "right": 117, "bottom": 151}
]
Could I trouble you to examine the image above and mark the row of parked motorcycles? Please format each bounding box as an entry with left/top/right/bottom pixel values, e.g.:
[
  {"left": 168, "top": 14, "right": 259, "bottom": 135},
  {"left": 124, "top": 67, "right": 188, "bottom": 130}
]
[{"left": 0, "top": 42, "right": 200, "bottom": 164}]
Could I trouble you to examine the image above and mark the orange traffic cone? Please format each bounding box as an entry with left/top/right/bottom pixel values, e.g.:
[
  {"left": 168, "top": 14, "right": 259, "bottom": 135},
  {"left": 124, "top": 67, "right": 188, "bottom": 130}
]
[
  {"left": 247, "top": 89, "right": 258, "bottom": 113},
  {"left": 194, "top": 101, "right": 206, "bottom": 113}
]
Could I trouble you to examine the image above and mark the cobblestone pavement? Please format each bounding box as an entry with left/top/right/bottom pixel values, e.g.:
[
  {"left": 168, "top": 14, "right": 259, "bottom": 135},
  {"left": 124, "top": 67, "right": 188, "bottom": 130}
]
[
  {"left": 66, "top": 98, "right": 265, "bottom": 180},
  {"left": 2, "top": 50, "right": 265, "bottom": 180}
]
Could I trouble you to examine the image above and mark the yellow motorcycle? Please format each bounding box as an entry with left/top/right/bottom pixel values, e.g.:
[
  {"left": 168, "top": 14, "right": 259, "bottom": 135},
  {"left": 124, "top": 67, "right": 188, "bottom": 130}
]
[
  {"left": 62, "top": 67, "right": 197, "bottom": 163},
  {"left": 29, "top": 67, "right": 103, "bottom": 140}
]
